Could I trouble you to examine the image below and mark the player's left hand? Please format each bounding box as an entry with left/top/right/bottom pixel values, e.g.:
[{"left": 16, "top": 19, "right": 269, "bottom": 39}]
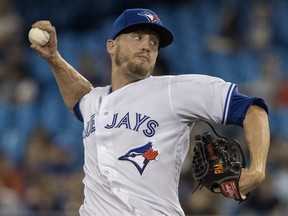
[{"left": 191, "top": 131, "right": 247, "bottom": 202}]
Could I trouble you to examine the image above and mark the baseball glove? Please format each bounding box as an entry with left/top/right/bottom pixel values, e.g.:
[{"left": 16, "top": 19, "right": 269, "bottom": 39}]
[{"left": 191, "top": 128, "right": 247, "bottom": 202}]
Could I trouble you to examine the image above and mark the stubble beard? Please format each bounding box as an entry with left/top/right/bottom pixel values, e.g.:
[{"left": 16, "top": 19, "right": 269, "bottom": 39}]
[{"left": 115, "top": 47, "right": 154, "bottom": 80}]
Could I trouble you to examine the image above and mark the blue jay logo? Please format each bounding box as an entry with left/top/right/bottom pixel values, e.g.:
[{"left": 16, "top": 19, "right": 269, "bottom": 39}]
[
  {"left": 118, "top": 142, "right": 159, "bottom": 175},
  {"left": 138, "top": 11, "right": 160, "bottom": 23}
]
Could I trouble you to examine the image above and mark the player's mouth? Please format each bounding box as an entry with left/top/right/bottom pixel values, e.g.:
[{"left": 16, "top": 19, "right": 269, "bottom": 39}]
[{"left": 136, "top": 55, "right": 150, "bottom": 62}]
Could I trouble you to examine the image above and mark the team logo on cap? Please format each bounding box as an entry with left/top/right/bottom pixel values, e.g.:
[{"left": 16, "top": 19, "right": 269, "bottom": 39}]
[
  {"left": 118, "top": 142, "right": 159, "bottom": 175},
  {"left": 138, "top": 11, "right": 160, "bottom": 23}
]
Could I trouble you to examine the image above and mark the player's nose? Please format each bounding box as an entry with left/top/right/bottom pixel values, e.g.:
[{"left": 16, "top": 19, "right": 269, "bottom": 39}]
[{"left": 140, "top": 36, "right": 151, "bottom": 52}]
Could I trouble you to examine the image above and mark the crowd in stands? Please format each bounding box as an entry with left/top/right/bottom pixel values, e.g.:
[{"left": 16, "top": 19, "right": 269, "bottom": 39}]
[{"left": 1, "top": 0, "right": 288, "bottom": 215}]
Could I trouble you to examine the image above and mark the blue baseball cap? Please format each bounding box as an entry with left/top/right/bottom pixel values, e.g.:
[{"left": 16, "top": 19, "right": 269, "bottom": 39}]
[{"left": 110, "top": 8, "right": 174, "bottom": 48}]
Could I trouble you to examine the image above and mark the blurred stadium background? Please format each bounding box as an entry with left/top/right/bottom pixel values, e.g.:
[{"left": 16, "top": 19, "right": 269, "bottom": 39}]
[{"left": 1, "top": 0, "right": 288, "bottom": 215}]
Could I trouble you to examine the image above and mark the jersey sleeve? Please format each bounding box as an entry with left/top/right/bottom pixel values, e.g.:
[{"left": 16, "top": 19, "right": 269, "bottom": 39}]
[
  {"left": 73, "top": 99, "right": 84, "bottom": 122},
  {"left": 168, "top": 74, "right": 268, "bottom": 127},
  {"left": 226, "top": 87, "right": 268, "bottom": 127},
  {"left": 169, "top": 74, "right": 235, "bottom": 124},
  {"left": 73, "top": 86, "right": 110, "bottom": 123}
]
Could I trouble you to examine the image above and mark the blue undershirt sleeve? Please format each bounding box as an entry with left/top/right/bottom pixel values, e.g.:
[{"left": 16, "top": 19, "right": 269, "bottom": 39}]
[
  {"left": 73, "top": 100, "right": 84, "bottom": 122},
  {"left": 226, "top": 90, "right": 268, "bottom": 127}
]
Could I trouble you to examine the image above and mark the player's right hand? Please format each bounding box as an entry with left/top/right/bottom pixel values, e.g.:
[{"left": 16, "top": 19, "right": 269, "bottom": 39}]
[{"left": 30, "top": 20, "right": 60, "bottom": 64}]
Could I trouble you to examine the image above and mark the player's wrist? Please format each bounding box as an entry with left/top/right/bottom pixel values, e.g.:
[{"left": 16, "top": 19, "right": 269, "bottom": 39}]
[{"left": 48, "top": 51, "right": 64, "bottom": 67}]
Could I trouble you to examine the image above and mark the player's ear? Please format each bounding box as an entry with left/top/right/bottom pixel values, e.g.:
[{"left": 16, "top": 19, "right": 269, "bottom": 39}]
[{"left": 107, "top": 39, "right": 115, "bottom": 54}]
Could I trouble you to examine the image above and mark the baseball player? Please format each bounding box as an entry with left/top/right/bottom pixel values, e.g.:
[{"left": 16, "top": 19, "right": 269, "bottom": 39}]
[{"left": 30, "top": 8, "right": 270, "bottom": 216}]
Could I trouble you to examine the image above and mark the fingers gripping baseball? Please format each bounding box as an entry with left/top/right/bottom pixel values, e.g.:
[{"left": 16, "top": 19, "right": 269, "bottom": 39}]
[{"left": 29, "top": 20, "right": 59, "bottom": 62}]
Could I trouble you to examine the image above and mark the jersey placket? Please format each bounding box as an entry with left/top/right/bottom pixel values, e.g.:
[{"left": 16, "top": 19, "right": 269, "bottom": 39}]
[
  {"left": 95, "top": 93, "right": 139, "bottom": 213},
  {"left": 96, "top": 95, "right": 116, "bottom": 186}
]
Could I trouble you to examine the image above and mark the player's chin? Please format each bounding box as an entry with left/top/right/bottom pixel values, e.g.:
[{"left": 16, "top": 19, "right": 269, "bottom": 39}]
[
  {"left": 127, "top": 62, "right": 152, "bottom": 79},
  {"left": 132, "top": 70, "right": 151, "bottom": 80}
]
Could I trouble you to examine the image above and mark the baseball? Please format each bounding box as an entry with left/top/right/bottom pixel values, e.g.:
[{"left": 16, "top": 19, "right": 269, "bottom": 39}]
[{"left": 28, "top": 27, "right": 50, "bottom": 46}]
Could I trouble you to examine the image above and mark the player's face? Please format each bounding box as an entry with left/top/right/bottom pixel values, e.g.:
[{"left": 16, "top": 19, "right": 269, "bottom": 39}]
[{"left": 113, "top": 29, "right": 159, "bottom": 79}]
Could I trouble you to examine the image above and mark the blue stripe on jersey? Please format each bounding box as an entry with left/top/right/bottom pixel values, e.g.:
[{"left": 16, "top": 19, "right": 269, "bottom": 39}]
[
  {"left": 73, "top": 100, "right": 84, "bottom": 122},
  {"left": 222, "top": 84, "right": 236, "bottom": 125},
  {"left": 225, "top": 90, "right": 268, "bottom": 127}
]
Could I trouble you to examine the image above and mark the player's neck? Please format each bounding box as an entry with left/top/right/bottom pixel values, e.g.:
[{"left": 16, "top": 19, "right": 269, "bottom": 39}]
[
  {"left": 111, "top": 73, "right": 137, "bottom": 91},
  {"left": 111, "top": 68, "right": 145, "bottom": 92}
]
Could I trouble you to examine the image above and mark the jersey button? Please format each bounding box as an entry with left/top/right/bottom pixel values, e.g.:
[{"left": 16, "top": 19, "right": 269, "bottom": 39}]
[
  {"left": 104, "top": 111, "right": 108, "bottom": 115},
  {"left": 101, "top": 146, "right": 107, "bottom": 151},
  {"left": 113, "top": 187, "right": 121, "bottom": 192},
  {"left": 104, "top": 170, "right": 109, "bottom": 175}
]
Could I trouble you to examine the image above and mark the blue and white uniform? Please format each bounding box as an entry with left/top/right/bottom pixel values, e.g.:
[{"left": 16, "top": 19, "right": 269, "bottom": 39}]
[{"left": 74, "top": 74, "right": 267, "bottom": 216}]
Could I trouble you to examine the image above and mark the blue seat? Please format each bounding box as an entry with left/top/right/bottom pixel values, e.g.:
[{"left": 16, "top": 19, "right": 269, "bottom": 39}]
[
  {"left": 38, "top": 87, "right": 67, "bottom": 135},
  {"left": 27, "top": 52, "right": 54, "bottom": 85},
  {"left": 0, "top": 104, "right": 13, "bottom": 134},
  {"left": 233, "top": 51, "right": 260, "bottom": 83}
]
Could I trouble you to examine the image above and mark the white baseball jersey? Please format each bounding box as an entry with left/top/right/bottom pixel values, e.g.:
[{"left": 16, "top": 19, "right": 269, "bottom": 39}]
[{"left": 75, "top": 74, "right": 236, "bottom": 216}]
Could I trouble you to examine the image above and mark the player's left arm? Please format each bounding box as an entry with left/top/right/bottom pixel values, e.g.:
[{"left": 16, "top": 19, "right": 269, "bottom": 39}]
[{"left": 239, "top": 105, "right": 270, "bottom": 196}]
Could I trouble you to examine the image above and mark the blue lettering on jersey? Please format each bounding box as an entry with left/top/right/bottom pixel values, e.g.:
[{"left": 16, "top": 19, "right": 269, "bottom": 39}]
[
  {"left": 143, "top": 120, "right": 159, "bottom": 137},
  {"left": 104, "top": 113, "right": 118, "bottom": 129},
  {"left": 83, "top": 114, "right": 96, "bottom": 139},
  {"left": 105, "top": 112, "right": 159, "bottom": 137},
  {"left": 115, "top": 112, "right": 131, "bottom": 129},
  {"left": 133, "top": 113, "right": 150, "bottom": 131}
]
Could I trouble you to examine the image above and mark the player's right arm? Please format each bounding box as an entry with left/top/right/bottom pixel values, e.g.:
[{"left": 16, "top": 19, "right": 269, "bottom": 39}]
[{"left": 30, "top": 21, "right": 93, "bottom": 113}]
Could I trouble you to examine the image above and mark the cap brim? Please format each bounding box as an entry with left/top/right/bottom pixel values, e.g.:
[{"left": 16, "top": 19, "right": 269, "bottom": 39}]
[{"left": 114, "top": 23, "right": 174, "bottom": 48}]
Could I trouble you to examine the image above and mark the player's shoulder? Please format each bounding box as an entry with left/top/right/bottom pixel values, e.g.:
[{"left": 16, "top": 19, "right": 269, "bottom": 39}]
[
  {"left": 144, "top": 74, "right": 228, "bottom": 86},
  {"left": 81, "top": 85, "right": 110, "bottom": 101},
  {"left": 151, "top": 74, "right": 227, "bottom": 85},
  {"left": 89, "top": 86, "right": 110, "bottom": 94}
]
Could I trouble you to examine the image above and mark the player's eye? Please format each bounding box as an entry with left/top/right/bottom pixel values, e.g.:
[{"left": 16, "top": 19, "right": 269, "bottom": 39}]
[
  {"left": 132, "top": 34, "right": 142, "bottom": 40},
  {"left": 151, "top": 40, "right": 158, "bottom": 47}
]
